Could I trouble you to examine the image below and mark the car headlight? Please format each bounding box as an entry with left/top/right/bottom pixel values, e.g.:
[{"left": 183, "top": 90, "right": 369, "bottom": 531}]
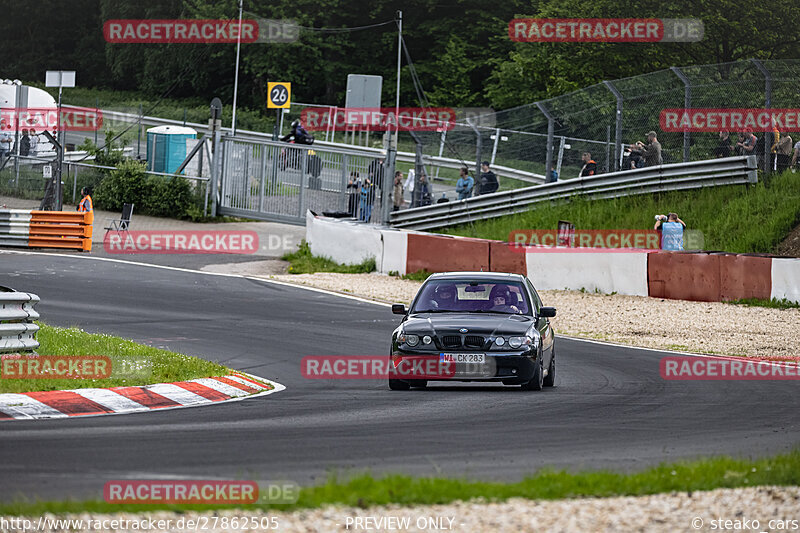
[
  {"left": 494, "top": 337, "right": 505, "bottom": 346},
  {"left": 422, "top": 335, "right": 432, "bottom": 345},
  {"left": 508, "top": 334, "right": 538, "bottom": 349},
  {"left": 403, "top": 334, "right": 420, "bottom": 347}
]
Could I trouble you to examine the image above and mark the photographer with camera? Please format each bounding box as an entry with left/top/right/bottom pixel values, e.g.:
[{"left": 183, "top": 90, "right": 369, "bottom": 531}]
[{"left": 654, "top": 213, "right": 686, "bottom": 251}]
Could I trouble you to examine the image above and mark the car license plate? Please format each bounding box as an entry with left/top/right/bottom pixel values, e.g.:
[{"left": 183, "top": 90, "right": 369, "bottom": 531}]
[{"left": 440, "top": 353, "right": 485, "bottom": 364}]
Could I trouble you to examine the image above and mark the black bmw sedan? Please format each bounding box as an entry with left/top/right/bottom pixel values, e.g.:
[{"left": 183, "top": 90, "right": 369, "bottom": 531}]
[{"left": 390, "top": 272, "right": 556, "bottom": 391}]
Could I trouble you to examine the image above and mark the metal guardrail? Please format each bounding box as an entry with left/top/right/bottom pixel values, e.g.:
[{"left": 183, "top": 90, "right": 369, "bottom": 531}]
[
  {"left": 96, "top": 108, "right": 545, "bottom": 185},
  {"left": 390, "top": 156, "right": 758, "bottom": 231},
  {"left": 0, "top": 287, "right": 40, "bottom": 353}
]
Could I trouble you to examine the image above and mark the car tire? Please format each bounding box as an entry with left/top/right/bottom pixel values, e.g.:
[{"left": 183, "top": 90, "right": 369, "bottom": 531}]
[
  {"left": 389, "top": 379, "right": 410, "bottom": 391},
  {"left": 543, "top": 346, "right": 556, "bottom": 388},
  {"left": 521, "top": 353, "right": 544, "bottom": 391},
  {"left": 409, "top": 379, "right": 427, "bottom": 388}
]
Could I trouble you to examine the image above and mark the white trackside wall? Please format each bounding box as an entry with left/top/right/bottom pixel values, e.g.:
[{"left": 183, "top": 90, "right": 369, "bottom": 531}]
[{"left": 525, "top": 250, "right": 651, "bottom": 296}]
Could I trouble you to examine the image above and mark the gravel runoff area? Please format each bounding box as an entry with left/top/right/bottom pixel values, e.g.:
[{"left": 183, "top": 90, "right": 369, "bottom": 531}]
[
  {"left": 7, "top": 485, "right": 800, "bottom": 532},
  {"left": 199, "top": 264, "right": 800, "bottom": 360}
]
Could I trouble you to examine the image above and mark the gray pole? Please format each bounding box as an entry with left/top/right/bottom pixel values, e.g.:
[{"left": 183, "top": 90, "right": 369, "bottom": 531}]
[
  {"left": 670, "top": 67, "right": 691, "bottom": 162},
  {"left": 603, "top": 80, "right": 623, "bottom": 171},
  {"left": 395, "top": 11, "right": 402, "bottom": 132},
  {"left": 55, "top": 85, "right": 63, "bottom": 210},
  {"left": 466, "top": 117, "right": 481, "bottom": 190},
  {"left": 231, "top": 0, "right": 244, "bottom": 135},
  {"left": 536, "top": 101, "right": 554, "bottom": 180},
  {"left": 752, "top": 59, "right": 772, "bottom": 173},
  {"left": 13, "top": 82, "right": 21, "bottom": 187},
  {"left": 382, "top": 129, "right": 395, "bottom": 224}
]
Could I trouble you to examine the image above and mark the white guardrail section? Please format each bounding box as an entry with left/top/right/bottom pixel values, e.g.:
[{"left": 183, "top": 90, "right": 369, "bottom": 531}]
[
  {"left": 0, "top": 209, "right": 32, "bottom": 248},
  {"left": 390, "top": 156, "right": 758, "bottom": 231},
  {"left": 0, "top": 288, "right": 40, "bottom": 353},
  {"left": 95, "top": 109, "right": 545, "bottom": 185}
]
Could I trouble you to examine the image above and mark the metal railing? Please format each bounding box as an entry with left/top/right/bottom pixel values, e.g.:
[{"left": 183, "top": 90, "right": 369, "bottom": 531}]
[
  {"left": 0, "top": 287, "right": 40, "bottom": 353},
  {"left": 390, "top": 156, "right": 758, "bottom": 231}
]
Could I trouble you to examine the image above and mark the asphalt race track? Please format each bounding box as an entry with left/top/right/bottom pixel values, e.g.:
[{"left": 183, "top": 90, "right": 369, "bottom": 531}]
[{"left": 1, "top": 251, "right": 798, "bottom": 502}]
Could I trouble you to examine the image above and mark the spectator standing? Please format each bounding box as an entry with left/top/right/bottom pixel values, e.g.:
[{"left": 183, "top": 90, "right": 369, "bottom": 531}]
[
  {"left": 359, "top": 175, "right": 374, "bottom": 222},
  {"left": 774, "top": 132, "right": 793, "bottom": 171},
  {"left": 654, "top": 212, "right": 686, "bottom": 251},
  {"left": 347, "top": 171, "right": 361, "bottom": 217},
  {"left": 28, "top": 130, "right": 39, "bottom": 156},
  {"left": 713, "top": 131, "right": 732, "bottom": 158},
  {"left": 404, "top": 168, "right": 415, "bottom": 206},
  {"left": 736, "top": 128, "right": 757, "bottom": 157},
  {"left": 78, "top": 187, "right": 93, "bottom": 212},
  {"left": 477, "top": 161, "right": 498, "bottom": 195},
  {"left": 418, "top": 173, "right": 432, "bottom": 206},
  {"left": 0, "top": 120, "right": 11, "bottom": 160},
  {"left": 631, "top": 131, "right": 662, "bottom": 167},
  {"left": 392, "top": 171, "right": 404, "bottom": 211},
  {"left": 455, "top": 167, "right": 474, "bottom": 200},
  {"left": 19, "top": 129, "right": 30, "bottom": 157},
  {"left": 792, "top": 139, "right": 800, "bottom": 172},
  {"left": 579, "top": 152, "right": 597, "bottom": 177},
  {"left": 368, "top": 154, "right": 386, "bottom": 193}
]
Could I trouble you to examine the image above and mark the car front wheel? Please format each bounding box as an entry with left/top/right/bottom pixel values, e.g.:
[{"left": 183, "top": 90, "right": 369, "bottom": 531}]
[
  {"left": 389, "top": 379, "right": 410, "bottom": 390},
  {"left": 521, "top": 353, "right": 544, "bottom": 391}
]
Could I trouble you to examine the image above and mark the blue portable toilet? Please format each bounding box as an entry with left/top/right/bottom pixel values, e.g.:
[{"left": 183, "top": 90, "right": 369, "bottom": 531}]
[{"left": 146, "top": 125, "right": 197, "bottom": 174}]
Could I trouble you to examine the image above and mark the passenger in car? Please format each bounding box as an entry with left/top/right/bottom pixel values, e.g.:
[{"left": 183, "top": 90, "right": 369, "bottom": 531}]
[{"left": 488, "top": 285, "right": 521, "bottom": 314}]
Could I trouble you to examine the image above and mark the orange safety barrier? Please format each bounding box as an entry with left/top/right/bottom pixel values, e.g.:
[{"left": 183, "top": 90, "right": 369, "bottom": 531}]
[
  {"left": 489, "top": 241, "right": 527, "bottom": 275},
  {"left": 648, "top": 251, "right": 772, "bottom": 302},
  {"left": 27, "top": 211, "right": 93, "bottom": 252},
  {"left": 406, "top": 233, "right": 489, "bottom": 274}
]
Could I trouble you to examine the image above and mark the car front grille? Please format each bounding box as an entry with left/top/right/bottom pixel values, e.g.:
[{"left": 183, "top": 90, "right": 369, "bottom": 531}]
[
  {"left": 441, "top": 335, "right": 462, "bottom": 348},
  {"left": 464, "top": 335, "right": 485, "bottom": 348}
]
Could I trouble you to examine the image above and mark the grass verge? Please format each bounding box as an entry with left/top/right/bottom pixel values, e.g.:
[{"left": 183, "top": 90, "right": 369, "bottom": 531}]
[
  {"left": 723, "top": 297, "right": 800, "bottom": 310},
  {"left": 442, "top": 170, "right": 800, "bottom": 254},
  {"left": 282, "top": 240, "right": 376, "bottom": 274},
  {"left": 2, "top": 450, "right": 799, "bottom": 515},
  {"left": 0, "top": 323, "right": 232, "bottom": 394}
]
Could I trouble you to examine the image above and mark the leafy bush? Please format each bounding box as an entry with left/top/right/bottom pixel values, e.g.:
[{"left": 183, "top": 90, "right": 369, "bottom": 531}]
[{"left": 94, "top": 159, "right": 194, "bottom": 218}]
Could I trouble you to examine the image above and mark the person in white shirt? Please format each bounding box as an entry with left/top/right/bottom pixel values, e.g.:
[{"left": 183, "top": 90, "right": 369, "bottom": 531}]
[
  {"left": 404, "top": 168, "right": 415, "bottom": 205},
  {"left": 28, "top": 130, "right": 39, "bottom": 155}
]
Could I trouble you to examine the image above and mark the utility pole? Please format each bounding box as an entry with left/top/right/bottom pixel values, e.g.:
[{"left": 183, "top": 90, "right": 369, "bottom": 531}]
[{"left": 231, "top": 0, "right": 244, "bottom": 135}]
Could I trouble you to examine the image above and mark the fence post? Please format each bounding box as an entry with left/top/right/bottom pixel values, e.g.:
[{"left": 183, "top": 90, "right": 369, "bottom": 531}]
[
  {"left": 490, "top": 128, "right": 501, "bottom": 165},
  {"left": 536, "top": 102, "right": 554, "bottom": 179},
  {"left": 382, "top": 130, "right": 396, "bottom": 224},
  {"left": 603, "top": 80, "right": 623, "bottom": 171},
  {"left": 670, "top": 67, "right": 691, "bottom": 162},
  {"left": 466, "top": 117, "right": 481, "bottom": 186},
  {"left": 752, "top": 59, "right": 772, "bottom": 173},
  {"left": 210, "top": 132, "right": 221, "bottom": 216}
]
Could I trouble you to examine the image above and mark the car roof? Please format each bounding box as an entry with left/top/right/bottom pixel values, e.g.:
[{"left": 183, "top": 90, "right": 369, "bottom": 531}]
[{"left": 426, "top": 271, "right": 527, "bottom": 282}]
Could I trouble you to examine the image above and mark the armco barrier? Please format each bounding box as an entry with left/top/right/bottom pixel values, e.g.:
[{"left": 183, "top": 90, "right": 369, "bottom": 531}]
[
  {"left": 0, "top": 209, "right": 93, "bottom": 252},
  {"left": 0, "top": 288, "right": 40, "bottom": 354},
  {"left": 306, "top": 212, "right": 800, "bottom": 304}
]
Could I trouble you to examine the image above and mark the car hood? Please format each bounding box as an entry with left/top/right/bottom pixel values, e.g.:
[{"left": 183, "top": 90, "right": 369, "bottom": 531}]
[{"left": 403, "top": 312, "right": 534, "bottom": 337}]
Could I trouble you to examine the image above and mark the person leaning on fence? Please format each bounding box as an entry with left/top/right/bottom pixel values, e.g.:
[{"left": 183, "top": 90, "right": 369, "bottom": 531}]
[
  {"left": 359, "top": 175, "right": 375, "bottom": 222},
  {"left": 654, "top": 212, "right": 686, "bottom": 251},
  {"left": 347, "top": 171, "right": 361, "bottom": 217},
  {"left": 773, "top": 131, "right": 793, "bottom": 171},
  {"left": 546, "top": 163, "right": 558, "bottom": 183},
  {"left": 456, "top": 167, "right": 474, "bottom": 200},
  {"left": 736, "top": 128, "right": 757, "bottom": 157},
  {"left": 714, "top": 131, "right": 732, "bottom": 158},
  {"left": 392, "top": 171, "right": 404, "bottom": 211},
  {"left": 631, "top": 131, "right": 662, "bottom": 167},
  {"left": 78, "top": 187, "right": 93, "bottom": 213},
  {"left": 477, "top": 161, "right": 499, "bottom": 195},
  {"left": 579, "top": 152, "right": 597, "bottom": 177},
  {"left": 418, "top": 173, "right": 432, "bottom": 206}
]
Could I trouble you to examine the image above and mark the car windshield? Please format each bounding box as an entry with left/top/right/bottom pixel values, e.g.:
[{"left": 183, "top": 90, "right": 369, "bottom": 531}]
[{"left": 411, "top": 280, "right": 531, "bottom": 315}]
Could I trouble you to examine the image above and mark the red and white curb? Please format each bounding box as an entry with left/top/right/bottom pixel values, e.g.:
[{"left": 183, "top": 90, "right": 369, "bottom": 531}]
[{"left": 0, "top": 373, "right": 285, "bottom": 421}]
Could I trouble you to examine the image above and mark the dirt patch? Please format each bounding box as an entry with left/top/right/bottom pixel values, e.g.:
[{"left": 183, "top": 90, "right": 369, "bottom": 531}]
[{"left": 777, "top": 222, "right": 800, "bottom": 257}]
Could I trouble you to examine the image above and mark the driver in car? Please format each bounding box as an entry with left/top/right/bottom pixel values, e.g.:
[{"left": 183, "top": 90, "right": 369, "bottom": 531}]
[
  {"left": 488, "top": 285, "right": 521, "bottom": 313},
  {"left": 428, "top": 284, "right": 456, "bottom": 310}
]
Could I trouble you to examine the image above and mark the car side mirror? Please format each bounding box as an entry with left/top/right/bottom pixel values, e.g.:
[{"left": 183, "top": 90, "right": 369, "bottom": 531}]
[
  {"left": 392, "top": 304, "right": 408, "bottom": 315},
  {"left": 539, "top": 307, "right": 556, "bottom": 318}
]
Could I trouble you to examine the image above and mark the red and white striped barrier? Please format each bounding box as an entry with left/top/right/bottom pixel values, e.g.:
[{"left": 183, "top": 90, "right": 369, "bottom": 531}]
[
  {"left": 305, "top": 212, "right": 800, "bottom": 303},
  {"left": 0, "top": 374, "right": 283, "bottom": 421}
]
